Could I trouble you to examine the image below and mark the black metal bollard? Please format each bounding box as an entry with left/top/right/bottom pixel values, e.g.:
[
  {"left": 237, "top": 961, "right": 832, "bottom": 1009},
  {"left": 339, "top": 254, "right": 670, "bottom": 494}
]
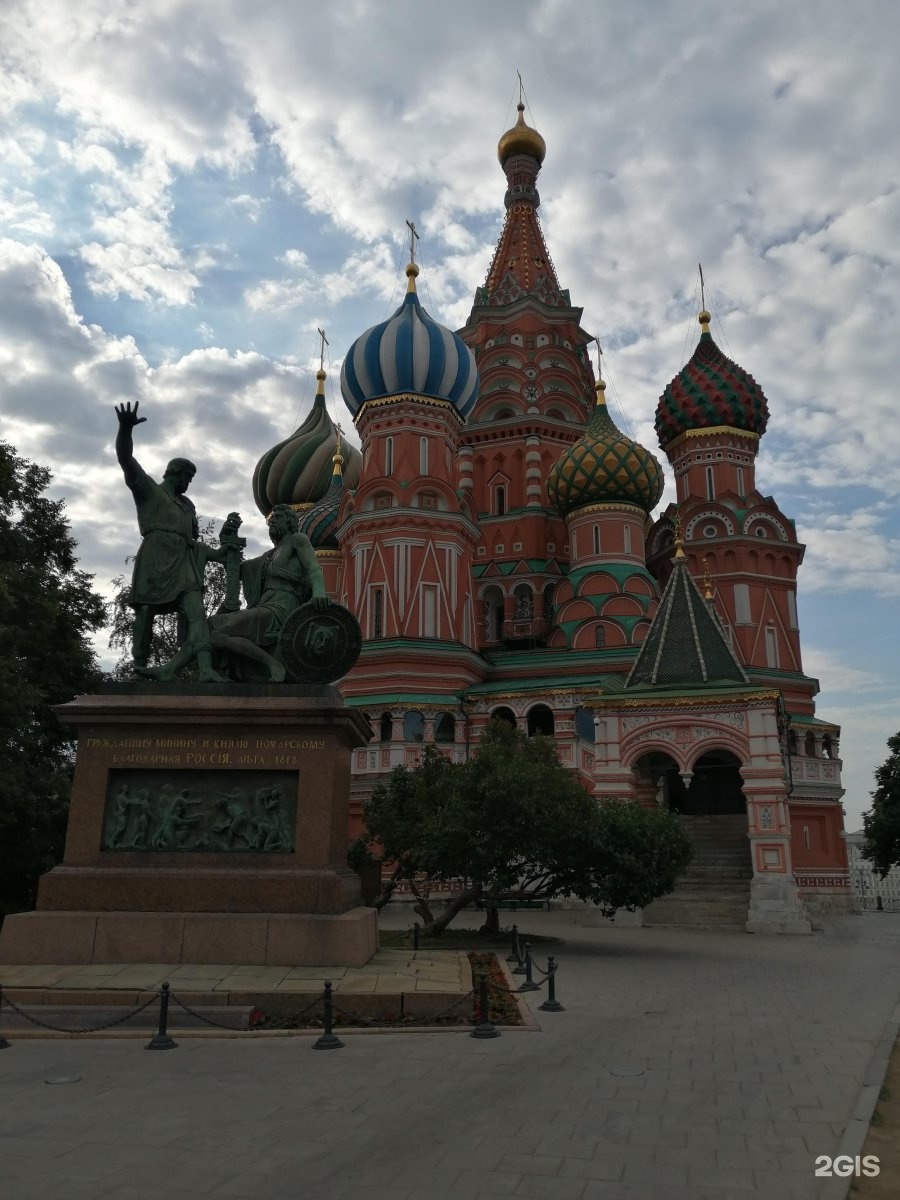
[
  {"left": 506, "top": 924, "right": 520, "bottom": 964},
  {"left": 512, "top": 932, "right": 527, "bottom": 975},
  {"left": 470, "top": 971, "right": 500, "bottom": 1039},
  {"left": 518, "top": 942, "right": 540, "bottom": 992},
  {"left": 145, "top": 982, "right": 177, "bottom": 1050},
  {"left": 312, "top": 981, "right": 344, "bottom": 1050},
  {"left": 413, "top": 923, "right": 420, "bottom": 951},
  {"left": 0, "top": 984, "right": 11, "bottom": 1050},
  {"left": 538, "top": 955, "right": 565, "bottom": 1012}
]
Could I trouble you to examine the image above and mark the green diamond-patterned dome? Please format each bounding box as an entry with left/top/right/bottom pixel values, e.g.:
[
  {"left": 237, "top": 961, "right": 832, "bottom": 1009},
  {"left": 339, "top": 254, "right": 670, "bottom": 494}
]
[{"left": 547, "top": 382, "right": 664, "bottom": 517}]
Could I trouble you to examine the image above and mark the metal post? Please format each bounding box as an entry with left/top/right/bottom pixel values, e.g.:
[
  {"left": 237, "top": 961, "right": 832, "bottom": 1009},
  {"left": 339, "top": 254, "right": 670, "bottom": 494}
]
[
  {"left": 470, "top": 971, "right": 500, "bottom": 1039},
  {"left": 519, "top": 942, "right": 540, "bottom": 992},
  {"left": 0, "top": 984, "right": 11, "bottom": 1049},
  {"left": 145, "top": 982, "right": 177, "bottom": 1050},
  {"left": 539, "top": 955, "right": 565, "bottom": 1012},
  {"left": 506, "top": 924, "right": 520, "bottom": 963},
  {"left": 313, "top": 981, "right": 344, "bottom": 1050},
  {"left": 512, "top": 932, "right": 527, "bottom": 975},
  {"left": 413, "top": 923, "right": 420, "bottom": 951}
]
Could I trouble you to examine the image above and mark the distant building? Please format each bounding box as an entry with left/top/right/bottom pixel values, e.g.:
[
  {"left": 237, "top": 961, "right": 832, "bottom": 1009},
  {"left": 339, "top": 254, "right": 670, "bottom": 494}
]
[
  {"left": 253, "top": 104, "right": 852, "bottom": 931},
  {"left": 846, "top": 831, "right": 900, "bottom": 910}
]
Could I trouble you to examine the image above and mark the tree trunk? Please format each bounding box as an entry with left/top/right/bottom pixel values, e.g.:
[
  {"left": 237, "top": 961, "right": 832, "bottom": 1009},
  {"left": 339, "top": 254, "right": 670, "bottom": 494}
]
[
  {"left": 479, "top": 897, "right": 501, "bottom": 935},
  {"left": 373, "top": 865, "right": 403, "bottom": 912},
  {"left": 423, "top": 886, "right": 482, "bottom": 936},
  {"left": 408, "top": 878, "right": 435, "bottom": 927}
]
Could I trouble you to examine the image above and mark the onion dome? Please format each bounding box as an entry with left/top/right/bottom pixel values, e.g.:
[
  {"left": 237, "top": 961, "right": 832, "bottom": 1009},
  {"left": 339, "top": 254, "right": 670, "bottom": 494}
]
[
  {"left": 547, "top": 379, "right": 664, "bottom": 516},
  {"left": 655, "top": 311, "right": 770, "bottom": 449},
  {"left": 298, "top": 440, "right": 345, "bottom": 550},
  {"left": 497, "top": 102, "right": 546, "bottom": 166},
  {"left": 252, "top": 369, "right": 361, "bottom": 518},
  {"left": 341, "top": 263, "right": 479, "bottom": 420}
]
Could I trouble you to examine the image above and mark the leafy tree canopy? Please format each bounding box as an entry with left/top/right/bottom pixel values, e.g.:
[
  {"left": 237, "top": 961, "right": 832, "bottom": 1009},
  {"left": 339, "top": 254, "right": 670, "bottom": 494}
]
[
  {"left": 354, "top": 719, "right": 692, "bottom": 933},
  {"left": 0, "top": 442, "right": 105, "bottom": 916},
  {"left": 863, "top": 732, "right": 900, "bottom": 877}
]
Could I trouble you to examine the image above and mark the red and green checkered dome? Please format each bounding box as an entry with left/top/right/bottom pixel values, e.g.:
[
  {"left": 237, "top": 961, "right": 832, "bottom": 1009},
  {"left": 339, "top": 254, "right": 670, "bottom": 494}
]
[
  {"left": 655, "top": 314, "right": 769, "bottom": 449},
  {"left": 547, "top": 382, "right": 664, "bottom": 517}
]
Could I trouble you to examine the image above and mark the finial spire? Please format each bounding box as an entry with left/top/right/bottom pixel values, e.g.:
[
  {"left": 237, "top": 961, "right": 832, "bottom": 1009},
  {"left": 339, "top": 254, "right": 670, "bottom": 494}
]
[
  {"left": 593, "top": 338, "right": 606, "bottom": 406},
  {"left": 702, "top": 556, "right": 714, "bottom": 600},
  {"left": 405, "top": 219, "right": 420, "bottom": 292},
  {"left": 673, "top": 510, "right": 686, "bottom": 560},
  {"left": 332, "top": 421, "right": 345, "bottom": 480},
  {"left": 698, "top": 264, "right": 711, "bottom": 333},
  {"left": 405, "top": 219, "right": 419, "bottom": 265}
]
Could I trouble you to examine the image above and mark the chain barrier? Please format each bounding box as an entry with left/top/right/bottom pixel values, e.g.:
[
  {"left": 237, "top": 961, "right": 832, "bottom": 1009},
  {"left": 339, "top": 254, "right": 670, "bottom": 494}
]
[
  {"left": 253, "top": 993, "right": 326, "bottom": 1031},
  {"left": 331, "top": 987, "right": 477, "bottom": 1028},
  {"left": 167, "top": 990, "right": 259, "bottom": 1032},
  {"left": 0, "top": 951, "right": 557, "bottom": 1040},
  {"left": 0, "top": 990, "right": 159, "bottom": 1035}
]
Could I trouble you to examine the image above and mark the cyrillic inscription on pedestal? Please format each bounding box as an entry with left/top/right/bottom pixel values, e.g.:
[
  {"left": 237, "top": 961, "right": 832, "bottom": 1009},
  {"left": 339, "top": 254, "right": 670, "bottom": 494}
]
[{"left": 101, "top": 770, "right": 297, "bottom": 852}]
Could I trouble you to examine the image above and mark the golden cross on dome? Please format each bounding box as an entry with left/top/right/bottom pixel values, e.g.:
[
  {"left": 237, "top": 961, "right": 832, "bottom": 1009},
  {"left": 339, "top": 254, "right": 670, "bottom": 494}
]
[
  {"left": 405, "top": 219, "right": 419, "bottom": 265},
  {"left": 317, "top": 327, "right": 329, "bottom": 371},
  {"left": 699, "top": 262, "right": 706, "bottom": 312},
  {"left": 517, "top": 70, "right": 524, "bottom": 106}
]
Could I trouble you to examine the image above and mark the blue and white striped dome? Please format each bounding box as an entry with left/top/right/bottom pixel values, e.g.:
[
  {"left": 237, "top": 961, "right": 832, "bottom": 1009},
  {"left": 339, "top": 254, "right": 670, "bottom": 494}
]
[{"left": 341, "top": 264, "right": 479, "bottom": 420}]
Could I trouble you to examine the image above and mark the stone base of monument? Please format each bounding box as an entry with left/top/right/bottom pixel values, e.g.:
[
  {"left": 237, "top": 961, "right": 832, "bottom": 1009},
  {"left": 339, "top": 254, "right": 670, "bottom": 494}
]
[{"left": 0, "top": 684, "right": 378, "bottom": 969}]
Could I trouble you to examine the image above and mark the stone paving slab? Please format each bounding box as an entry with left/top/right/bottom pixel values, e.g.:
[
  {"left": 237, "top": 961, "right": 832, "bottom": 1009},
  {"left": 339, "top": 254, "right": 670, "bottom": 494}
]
[
  {"left": 0, "top": 948, "right": 470, "bottom": 1002},
  {"left": 2, "top": 911, "right": 900, "bottom": 1198}
]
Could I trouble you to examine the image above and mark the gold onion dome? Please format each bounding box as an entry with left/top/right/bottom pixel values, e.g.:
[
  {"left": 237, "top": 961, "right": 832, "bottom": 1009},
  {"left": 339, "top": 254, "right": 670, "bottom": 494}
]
[
  {"left": 547, "top": 379, "right": 664, "bottom": 517},
  {"left": 252, "top": 369, "right": 361, "bottom": 517},
  {"left": 497, "top": 102, "right": 546, "bottom": 166}
]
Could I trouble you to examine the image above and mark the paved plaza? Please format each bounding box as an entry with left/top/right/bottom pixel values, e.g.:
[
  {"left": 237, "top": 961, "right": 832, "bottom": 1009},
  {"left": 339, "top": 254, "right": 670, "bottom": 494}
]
[{"left": 2, "top": 910, "right": 899, "bottom": 1200}]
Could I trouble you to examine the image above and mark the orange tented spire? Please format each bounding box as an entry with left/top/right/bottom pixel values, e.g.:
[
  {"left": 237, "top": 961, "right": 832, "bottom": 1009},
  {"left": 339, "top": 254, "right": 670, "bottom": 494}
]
[{"left": 480, "top": 103, "right": 565, "bottom": 309}]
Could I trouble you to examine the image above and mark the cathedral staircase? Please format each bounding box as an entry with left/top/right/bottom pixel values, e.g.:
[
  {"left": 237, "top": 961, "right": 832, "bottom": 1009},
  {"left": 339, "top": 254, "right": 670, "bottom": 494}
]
[{"left": 642, "top": 814, "right": 753, "bottom": 930}]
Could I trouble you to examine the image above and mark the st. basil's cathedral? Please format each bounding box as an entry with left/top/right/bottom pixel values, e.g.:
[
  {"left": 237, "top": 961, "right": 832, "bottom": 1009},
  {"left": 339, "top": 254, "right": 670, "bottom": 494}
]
[{"left": 252, "top": 103, "right": 852, "bottom": 932}]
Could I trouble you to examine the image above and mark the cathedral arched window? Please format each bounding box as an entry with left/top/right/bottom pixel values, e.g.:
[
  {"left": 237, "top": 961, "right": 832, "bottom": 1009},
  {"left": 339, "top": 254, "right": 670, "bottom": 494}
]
[
  {"left": 434, "top": 712, "right": 456, "bottom": 743},
  {"left": 380, "top": 712, "right": 393, "bottom": 742},
  {"left": 804, "top": 732, "right": 816, "bottom": 758},
  {"left": 419, "top": 437, "right": 428, "bottom": 475},
  {"left": 403, "top": 711, "right": 425, "bottom": 742},
  {"left": 593, "top": 526, "right": 601, "bottom": 555},
  {"left": 706, "top": 466, "right": 715, "bottom": 499},
  {"left": 385, "top": 436, "right": 394, "bottom": 475},
  {"left": 527, "top": 704, "right": 554, "bottom": 737},
  {"left": 595, "top": 626, "right": 606, "bottom": 648},
  {"left": 823, "top": 734, "right": 833, "bottom": 759},
  {"left": 491, "top": 706, "right": 516, "bottom": 728},
  {"left": 494, "top": 484, "right": 506, "bottom": 516}
]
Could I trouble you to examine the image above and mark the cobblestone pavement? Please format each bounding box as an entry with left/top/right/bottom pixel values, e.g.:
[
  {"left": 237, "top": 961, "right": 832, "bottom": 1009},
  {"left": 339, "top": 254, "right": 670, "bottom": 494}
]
[{"left": 2, "top": 911, "right": 899, "bottom": 1200}]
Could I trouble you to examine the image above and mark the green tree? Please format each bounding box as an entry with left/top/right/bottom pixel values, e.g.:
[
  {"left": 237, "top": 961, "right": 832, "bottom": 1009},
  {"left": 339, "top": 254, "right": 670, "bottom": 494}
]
[
  {"left": 105, "top": 518, "right": 226, "bottom": 679},
  {"left": 0, "top": 442, "right": 105, "bottom": 918},
  {"left": 863, "top": 732, "right": 900, "bottom": 877},
  {"left": 354, "top": 719, "right": 692, "bottom": 934}
]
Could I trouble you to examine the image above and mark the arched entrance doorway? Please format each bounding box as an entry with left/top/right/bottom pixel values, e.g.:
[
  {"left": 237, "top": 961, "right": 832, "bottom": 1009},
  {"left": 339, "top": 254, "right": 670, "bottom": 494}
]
[
  {"left": 685, "top": 750, "right": 745, "bottom": 816},
  {"left": 633, "top": 751, "right": 687, "bottom": 812},
  {"left": 634, "top": 747, "right": 752, "bottom": 930}
]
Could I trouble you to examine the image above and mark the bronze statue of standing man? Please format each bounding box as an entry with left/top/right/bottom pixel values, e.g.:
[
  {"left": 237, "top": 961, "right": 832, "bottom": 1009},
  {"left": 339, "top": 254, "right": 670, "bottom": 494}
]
[{"left": 115, "top": 401, "right": 223, "bottom": 682}]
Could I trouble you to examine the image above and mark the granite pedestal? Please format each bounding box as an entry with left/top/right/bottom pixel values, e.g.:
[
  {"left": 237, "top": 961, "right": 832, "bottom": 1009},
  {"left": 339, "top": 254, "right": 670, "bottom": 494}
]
[{"left": 0, "top": 684, "right": 378, "bottom": 967}]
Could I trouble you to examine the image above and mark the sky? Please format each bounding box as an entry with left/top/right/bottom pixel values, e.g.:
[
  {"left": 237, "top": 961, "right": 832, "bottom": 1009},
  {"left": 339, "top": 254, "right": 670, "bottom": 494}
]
[{"left": 1, "top": 0, "right": 898, "bottom": 830}]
